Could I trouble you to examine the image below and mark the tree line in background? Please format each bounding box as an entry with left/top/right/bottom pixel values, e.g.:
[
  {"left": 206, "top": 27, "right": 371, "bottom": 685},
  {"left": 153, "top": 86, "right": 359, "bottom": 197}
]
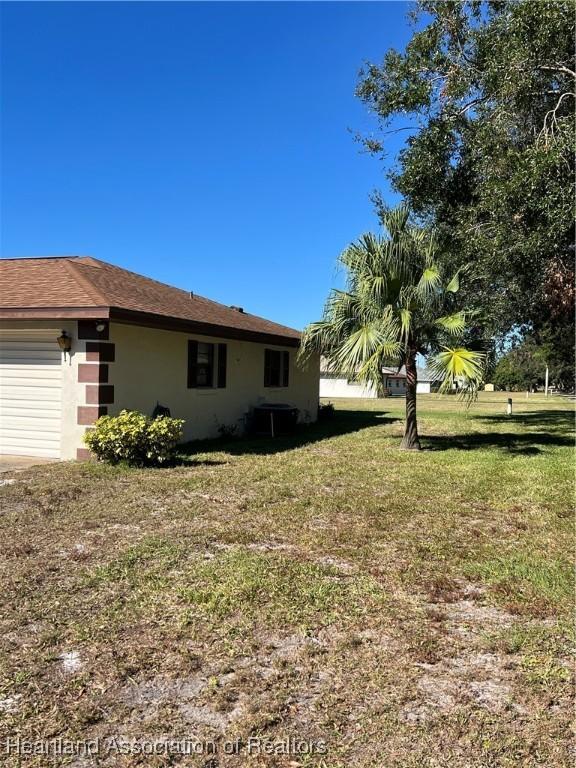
[{"left": 355, "top": 0, "right": 575, "bottom": 389}]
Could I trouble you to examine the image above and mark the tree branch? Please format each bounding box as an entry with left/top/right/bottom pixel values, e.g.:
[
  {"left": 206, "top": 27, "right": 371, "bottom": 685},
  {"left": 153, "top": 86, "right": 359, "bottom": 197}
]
[
  {"left": 538, "top": 64, "right": 576, "bottom": 79},
  {"left": 540, "top": 90, "right": 576, "bottom": 144}
]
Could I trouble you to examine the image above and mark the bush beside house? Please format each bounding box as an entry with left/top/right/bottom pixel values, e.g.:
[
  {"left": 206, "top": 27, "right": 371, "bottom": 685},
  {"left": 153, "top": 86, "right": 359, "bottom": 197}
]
[{"left": 84, "top": 410, "right": 184, "bottom": 466}]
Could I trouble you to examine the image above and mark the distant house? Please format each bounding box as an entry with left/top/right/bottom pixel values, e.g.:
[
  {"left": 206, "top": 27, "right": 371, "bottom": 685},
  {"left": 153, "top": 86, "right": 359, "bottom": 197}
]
[
  {"left": 383, "top": 366, "right": 408, "bottom": 396},
  {"left": 320, "top": 362, "right": 440, "bottom": 398},
  {"left": 0, "top": 257, "right": 319, "bottom": 460},
  {"left": 415, "top": 368, "right": 442, "bottom": 394},
  {"left": 319, "top": 372, "right": 378, "bottom": 399}
]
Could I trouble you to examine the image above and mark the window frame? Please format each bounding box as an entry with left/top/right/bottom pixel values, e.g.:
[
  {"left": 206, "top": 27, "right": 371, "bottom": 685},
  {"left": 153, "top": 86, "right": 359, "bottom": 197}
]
[
  {"left": 188, "top": 340, "right": 227, "bottom": 389},
  {"left": 264, "top": 349, "right": 290, "bottom": 388}
]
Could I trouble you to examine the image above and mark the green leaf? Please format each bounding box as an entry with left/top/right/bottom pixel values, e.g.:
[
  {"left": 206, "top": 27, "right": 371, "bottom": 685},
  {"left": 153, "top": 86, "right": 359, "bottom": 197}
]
[
  {"left": 445, "top": 271, "right": 460, "bottom": 293},
  {"left": 398, "top": 307, "right": 412, "bottom": 344},
  {"left": 417, "top": 265, "right": 441, "bottom": 299},
  {"left": 434, "top": 311, "right": 467, "bottom": 336},
  {"left": 428, "top": 347, "right": 485, "bottom": 402}
]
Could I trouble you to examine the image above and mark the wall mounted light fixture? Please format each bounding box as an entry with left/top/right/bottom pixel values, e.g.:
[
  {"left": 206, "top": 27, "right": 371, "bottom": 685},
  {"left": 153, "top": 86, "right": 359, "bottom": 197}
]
[{"left": 57, "top": 330, "right": 72, "bottom": 359}]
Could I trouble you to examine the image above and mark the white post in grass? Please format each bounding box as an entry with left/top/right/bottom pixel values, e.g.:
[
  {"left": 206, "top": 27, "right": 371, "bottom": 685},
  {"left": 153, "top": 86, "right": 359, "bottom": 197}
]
[
  {"left": 545, "top": 365, "right": 549, "bottom": 397},
  {"left": 507, "top": 397, "right": 513, "bottom": 416}
]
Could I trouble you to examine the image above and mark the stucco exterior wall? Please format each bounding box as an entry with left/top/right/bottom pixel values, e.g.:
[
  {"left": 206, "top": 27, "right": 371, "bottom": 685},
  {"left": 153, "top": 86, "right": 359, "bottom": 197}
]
[
  {"left": 319, "top": 376, "right": 377, "bottom": 399},
  {"left": 320, "top": 374, "right": 410, "bottom": 399},
  {"left": 0, "top": 319, "right": 319, "bottom": 457},
  {"left": 0, "top": 319, "right": 87, "bottom": 460},
  {"left": 109, "top": 322, "right": 319, "bottom": 441}
]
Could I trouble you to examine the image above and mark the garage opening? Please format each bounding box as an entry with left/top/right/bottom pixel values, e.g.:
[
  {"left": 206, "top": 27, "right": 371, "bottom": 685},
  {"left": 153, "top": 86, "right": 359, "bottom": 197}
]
[{"left": 0, "top": 330, "right": 63, "bottom": 458}]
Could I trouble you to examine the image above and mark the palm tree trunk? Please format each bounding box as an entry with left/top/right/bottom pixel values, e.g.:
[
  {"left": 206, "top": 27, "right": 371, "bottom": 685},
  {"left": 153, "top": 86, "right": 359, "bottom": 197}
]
[{"left": 401, "top": 347, "right": 421, "bottom": 450}]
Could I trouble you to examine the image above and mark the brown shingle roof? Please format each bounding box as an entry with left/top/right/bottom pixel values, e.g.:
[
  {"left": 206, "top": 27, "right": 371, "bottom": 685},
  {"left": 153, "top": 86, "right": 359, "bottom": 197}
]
[{"left": 0, "top": 257, "right": 301, "bottom": 346}]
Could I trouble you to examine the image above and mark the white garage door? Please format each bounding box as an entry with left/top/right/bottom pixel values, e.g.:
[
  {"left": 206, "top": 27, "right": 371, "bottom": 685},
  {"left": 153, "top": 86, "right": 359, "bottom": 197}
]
[{"left": 0, "top": 330, "right": 63, "bottom": 458}]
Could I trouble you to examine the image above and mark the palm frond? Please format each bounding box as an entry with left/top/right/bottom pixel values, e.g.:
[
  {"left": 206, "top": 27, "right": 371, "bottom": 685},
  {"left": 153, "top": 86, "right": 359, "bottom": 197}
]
[
  {"left": 445, "top": 270, "right": 460, "bottom": 293},
  {"left": 330, "top": 322, "right": 397, "bottom": 377},
  {"left": 324, "top": 288, "right": 359, "bottom": 319},
  {"left": 434, "top": 311, "right": 467, "bottom": 337},
  {"left": 397, "top": 307, "right": 412, "bottom": 345},
  {"left": 380, "top": 204, "right": 411, "bottom": 240},
  {"left": 427, "top": 347, "right": 485, "bottom": 402},
  {"left": 357, "top": 341, "right": 402, "bottom": 384},
  {"left": 416, "top": 264, "right": 442, "bottom": 300},
  {"left": 298, "top": 320, "right": 340, "bottom": 363},
  {"left": 398, "top": 284, "right": 417, "bottom": 312}
]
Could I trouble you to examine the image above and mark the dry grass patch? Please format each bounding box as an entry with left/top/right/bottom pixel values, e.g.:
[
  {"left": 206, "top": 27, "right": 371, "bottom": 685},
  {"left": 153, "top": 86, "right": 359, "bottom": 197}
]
[{"left": 0, "top": 394, "right": 573, "bottom": 766}]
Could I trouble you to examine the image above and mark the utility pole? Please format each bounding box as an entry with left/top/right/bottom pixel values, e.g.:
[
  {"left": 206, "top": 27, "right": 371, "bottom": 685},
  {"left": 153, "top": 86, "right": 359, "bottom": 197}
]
[{"left": 545, "top": 365, "right": 549, "bottom": 397}]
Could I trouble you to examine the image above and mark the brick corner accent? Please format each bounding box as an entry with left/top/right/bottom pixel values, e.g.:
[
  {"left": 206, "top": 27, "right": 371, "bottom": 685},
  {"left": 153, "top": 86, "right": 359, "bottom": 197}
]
[
  {"left": 85, "top": 384, "right": 114, "bottom": 405},
  {"left": 78, "top": 363, "right": 109, "bottom": 383},
  {"left": 85, "top": 341, "right": 115, "bottom": 362},
  {"left": 76, "top": 448, "right": 93, "bottom": 461},
  {"left": 77, "top": 406, "right": 107, "bottom": 425}
]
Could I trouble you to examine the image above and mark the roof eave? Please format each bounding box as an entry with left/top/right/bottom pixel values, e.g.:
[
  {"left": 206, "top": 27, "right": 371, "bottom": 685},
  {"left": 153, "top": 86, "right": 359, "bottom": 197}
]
[
  {"left": 0, "top": 305, "right": 301, "bottom": 347},
  {"left": 108, "top": 307, "right": 301, "bottom": 347}
]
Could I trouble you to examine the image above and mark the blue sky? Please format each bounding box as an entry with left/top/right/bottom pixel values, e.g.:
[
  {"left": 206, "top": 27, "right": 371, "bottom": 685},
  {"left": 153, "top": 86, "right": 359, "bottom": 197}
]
[{"left": 1, "top": 1, "right": 414, "bottom": 329}]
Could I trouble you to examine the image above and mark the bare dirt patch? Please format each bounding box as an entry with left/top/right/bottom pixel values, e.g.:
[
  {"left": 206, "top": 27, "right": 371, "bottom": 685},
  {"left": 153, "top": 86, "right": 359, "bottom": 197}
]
[
  {"left": 0, "top": 398, "right": 572, "bottom": 767},
  {"left": 402, "top": 651, "right": 520, "bottom": 723},
  {"left": 401, "top": 581, "right": 525, "bottom": 723}
]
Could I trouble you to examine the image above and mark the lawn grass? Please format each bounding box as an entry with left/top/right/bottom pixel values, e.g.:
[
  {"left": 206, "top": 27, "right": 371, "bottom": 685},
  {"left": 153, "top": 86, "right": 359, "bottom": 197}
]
[{"left": 0, "top": 393, "right": 573, "bottom": 767}]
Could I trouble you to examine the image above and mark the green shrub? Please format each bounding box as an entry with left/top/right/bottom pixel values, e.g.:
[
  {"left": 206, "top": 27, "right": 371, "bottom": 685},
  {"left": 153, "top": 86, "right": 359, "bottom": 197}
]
[
  {"left": 83, "top": 410, "right": 185, "bottom": 466},
  {"left": 318, "top": 402, "right": 335, "bottom": 421}
]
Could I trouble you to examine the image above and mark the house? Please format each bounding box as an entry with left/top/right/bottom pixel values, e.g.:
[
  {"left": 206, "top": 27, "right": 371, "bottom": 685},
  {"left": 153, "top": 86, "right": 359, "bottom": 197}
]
[
  {"left": 319, "top": 371, "right": 378, "bottom": 399},
  {"left": 0, "top": 257, "right": 319, "bottom": 460},
  {"left": 320, "top": 363, "right": 440, "bottom": 398},
  {"left": 320, "top": 363, "right": 405, "bottom": 398},
  {"left": 383, "top": 366, "right": 408, "bottom": 396},
  {"left": 414, "top": 368, "right": 442, "bottom": 394}
]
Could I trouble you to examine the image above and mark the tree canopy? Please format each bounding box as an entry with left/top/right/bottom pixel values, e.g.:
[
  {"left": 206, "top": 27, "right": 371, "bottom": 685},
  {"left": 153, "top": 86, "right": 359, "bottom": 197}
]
[
  {"left": 357, "top": 0, "right": 575, "bottom": 351},
  {"left": 492, "top": 337, "right": 548, "bottom": 391}
]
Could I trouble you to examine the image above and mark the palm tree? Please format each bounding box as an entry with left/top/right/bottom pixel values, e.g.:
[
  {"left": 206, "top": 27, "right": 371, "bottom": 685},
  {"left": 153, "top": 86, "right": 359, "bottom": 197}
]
[{"left": 300, "top": 205, "right": 485, "bottom": 450}]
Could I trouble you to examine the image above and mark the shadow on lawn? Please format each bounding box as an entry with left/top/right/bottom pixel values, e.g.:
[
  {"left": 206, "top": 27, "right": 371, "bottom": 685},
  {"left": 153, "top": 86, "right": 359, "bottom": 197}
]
[
  {"left": 178, "top": 409, "right": 398, "bottom": 458},
  {"left": 420, "top": 407, "right": 575, "bottom": 454},
  {"left": 168, "top": 457, "right": 229, "bottom": 467},
  {"left": 478, "top": 409, "right": 575, "bottom": 430},
  {"left": 423, "top": 431, "right": 573, "bottom": 455}
]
